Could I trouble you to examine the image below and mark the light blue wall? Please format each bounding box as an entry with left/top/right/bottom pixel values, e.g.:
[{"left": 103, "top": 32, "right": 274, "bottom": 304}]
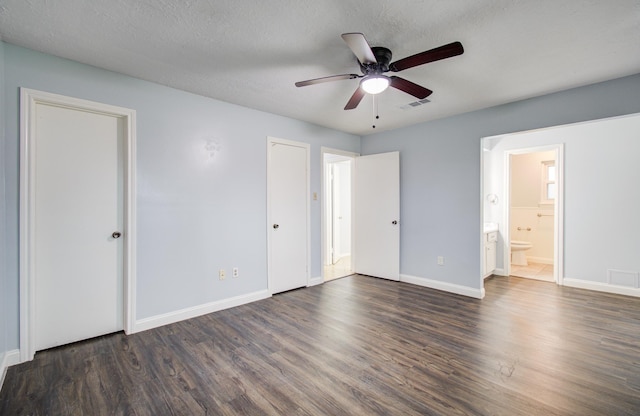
[
  {"left": 361, "top": 73, "right": 640, "bottom": 290},
  {"left": 0, "top": 40, "right": 7, "bottom": 363},
  {"left": 2, "top": 43, "right": 360, "bottom": 349}
]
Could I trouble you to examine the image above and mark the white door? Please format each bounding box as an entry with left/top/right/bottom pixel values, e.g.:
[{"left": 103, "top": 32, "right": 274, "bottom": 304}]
[
  {"left": 268, "top": 139, "right": 309, "bottom": 294},
  {"left": 34, "top": 102, "right": 124, "bottom": 350},
  {"left": 354, "top": 151, "right": 400, "bottom": 280}
]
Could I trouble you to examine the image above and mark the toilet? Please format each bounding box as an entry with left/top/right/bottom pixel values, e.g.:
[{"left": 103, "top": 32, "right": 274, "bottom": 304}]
[{"left": 511, "top": 240, "right": 533, "bottom": 266}]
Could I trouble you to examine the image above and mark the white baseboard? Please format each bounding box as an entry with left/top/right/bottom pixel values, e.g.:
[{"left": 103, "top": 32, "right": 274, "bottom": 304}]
[
  {"left": 1, "top": 349, "right": 21, "bottom": 391},
  {"left": 308, "top": 276, "right": 323, "bottom": 287},
  {"left": 0, "top": 352, "right": 6, "bottom": 391},
  {"left": 527, "top": 256, "right": 553, "bottom": 265},
  {"left": 484, "top": 268, "right": 506, "bottom": 279},
  {"left": 400, "top": 274, "right": 485, "bottom": 299},
  {"left": 563, "top": 278, "right": 640, "bottom": 298},
  {"left": 5, "top": 350, "right": 20, "bottom": 367},
  {"left": 132, "top": 290, "right": 271, "bottom": 333}
]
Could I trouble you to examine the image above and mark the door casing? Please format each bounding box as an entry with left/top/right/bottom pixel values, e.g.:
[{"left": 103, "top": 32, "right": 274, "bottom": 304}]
[{"left": 19, "top": 88, "right": 137, "bottom": 362}]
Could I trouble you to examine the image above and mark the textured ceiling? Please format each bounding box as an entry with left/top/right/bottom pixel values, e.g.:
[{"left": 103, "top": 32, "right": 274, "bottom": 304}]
[{"left": 1, "top": 0, "right": 639, "bottom": 135}]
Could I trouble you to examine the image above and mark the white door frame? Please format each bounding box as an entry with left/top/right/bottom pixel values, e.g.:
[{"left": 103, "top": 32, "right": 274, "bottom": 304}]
[
  {"left": 266, "top": 137, "right": 310, "bottom": 293},
  {"left": 19, "top": 88, "right": 137, "bottom": 362},
  {"left": 502, "top": 144, "right": 564, "bottom": 284},
  {"left": 321, "top": 147, "right": 358, "bottom": 281}
]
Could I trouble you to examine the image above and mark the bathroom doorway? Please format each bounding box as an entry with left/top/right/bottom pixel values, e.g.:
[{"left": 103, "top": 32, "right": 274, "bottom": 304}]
[
  {"left": 322, "top": 148, "right": 357, "bottom": 281},
  {"left": 482, "top": 136, "right": 563, "bottom": 288},
  {"left": 507, "top": 149, "right": 557, "bottom": 282},
  {"left": 502, "top": 145, "right": 563, "bottom": 283}
]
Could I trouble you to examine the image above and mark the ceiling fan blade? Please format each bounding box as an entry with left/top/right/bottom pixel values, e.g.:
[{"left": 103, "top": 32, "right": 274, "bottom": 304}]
[
  {"left": 341, "top": 33, "right": 377, "bottom": 65},
  {"left": 295, "top": 74, "right": 361, "bottom": 87},
  {"left": 389, "top": 76, "right": 433, "bottom": 99},
  {"left": 344, "top": 87, "right": 366, "bottom": 110},
  {"left": 389, "top": 41, "right": 464, "bottom": 72}
]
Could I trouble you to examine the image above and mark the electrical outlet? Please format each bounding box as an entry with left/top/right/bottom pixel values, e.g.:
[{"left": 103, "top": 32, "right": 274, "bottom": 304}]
[
  {"left": 233, "top": 267, "right": 239, "bottom": 278},
  {"left": 437, "top": 256, "right": 445, "bottom": 266},
  {"left": 219, "top": 269, "right": 226, "bottom": 280}
]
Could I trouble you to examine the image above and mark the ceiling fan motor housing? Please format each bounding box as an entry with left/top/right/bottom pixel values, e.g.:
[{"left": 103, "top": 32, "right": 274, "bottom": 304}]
[{"left": 359, "top": 46, "right": 392, "bottom": 74}]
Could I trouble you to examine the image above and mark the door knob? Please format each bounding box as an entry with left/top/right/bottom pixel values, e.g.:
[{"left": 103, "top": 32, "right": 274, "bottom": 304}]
[
  {"left": 273, "top": 224, "right": 279, "bottom": 229},
  {"left": 112, "top": 231, "right": 122, "bottom": 239},
  {"left": 392, "top": 220, "right": 398, "bottom": 225}
]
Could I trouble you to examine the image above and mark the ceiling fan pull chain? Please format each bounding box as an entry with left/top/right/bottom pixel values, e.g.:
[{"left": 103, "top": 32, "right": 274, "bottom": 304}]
[{"left": 372, "top": 95, "right": 380, "bottom": 129}]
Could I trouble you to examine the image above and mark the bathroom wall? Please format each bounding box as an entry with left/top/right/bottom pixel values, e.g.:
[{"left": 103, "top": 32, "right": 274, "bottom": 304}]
[{"left": 510, "top": 151, "right": 555, "bottom": 263}]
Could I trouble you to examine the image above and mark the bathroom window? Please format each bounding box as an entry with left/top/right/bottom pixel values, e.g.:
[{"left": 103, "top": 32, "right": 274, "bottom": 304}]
[{"left": 541, "top": 160, "right": 556, "bottom": 204}]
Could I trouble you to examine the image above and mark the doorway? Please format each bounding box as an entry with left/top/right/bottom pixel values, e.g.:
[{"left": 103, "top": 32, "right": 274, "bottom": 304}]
[
  {"left": 507, "top": 149, "right": 557, "bottom": 282},
  {"left": 322, "top": 149, "right": 401, "bottom": 282},
  {"left": 20, "top": 88, "right": 136, "bottom": 361},
  {"left": 481, "top": 138, "right": 563, "bottom": 288},
  {"left": 322, "top": 148, "right": 357, "bottom": 281}
]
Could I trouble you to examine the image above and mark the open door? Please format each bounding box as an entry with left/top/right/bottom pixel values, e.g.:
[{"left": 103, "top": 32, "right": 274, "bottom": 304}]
[{"left": 353, "top": 152, "right": 400, "bottom": 281}]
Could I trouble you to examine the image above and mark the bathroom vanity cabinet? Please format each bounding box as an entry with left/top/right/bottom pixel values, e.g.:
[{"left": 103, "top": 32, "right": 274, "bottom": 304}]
[{"left": 484, "top": 231, "right": 497, "bottom": 278}]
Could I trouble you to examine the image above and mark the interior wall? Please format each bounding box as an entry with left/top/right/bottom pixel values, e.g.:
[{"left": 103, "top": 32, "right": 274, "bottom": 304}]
[
  {"left": 361, "top": 73, "right": 640, "bottom": 291},
  {"left": 0, "top": 40, "right": 8, "bottom": 366},
  {"left": 1, "top": 43, "right": 360, "bottom": 351}
]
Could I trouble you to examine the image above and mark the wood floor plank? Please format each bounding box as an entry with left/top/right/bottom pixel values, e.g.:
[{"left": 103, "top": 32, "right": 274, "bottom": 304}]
[{"left": 1, "top": 275, "right": 640, "bottom": 415}]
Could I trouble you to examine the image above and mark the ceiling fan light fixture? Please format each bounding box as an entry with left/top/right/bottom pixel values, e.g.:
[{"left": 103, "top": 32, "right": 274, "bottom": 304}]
[{"left": 360, "top": 75, "right": 390, "bottom": 94}]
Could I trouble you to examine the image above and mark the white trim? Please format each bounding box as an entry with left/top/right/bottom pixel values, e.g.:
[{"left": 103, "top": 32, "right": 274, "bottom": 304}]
[
  {"left": 19, "top": 88, "right": 137, "bottom": 361},
  {"left": 1, "top": 350, "right": 21, "bottom": 391},
  {"left": 540, "top": 159, "right": 556, "bottom": 205},
  {"left": 563, "top": 278, "right": 640, "bottom": 298},
  {"left": 133, "top": 290, "right": 271, "bottom": 333},
  {"left": 5, "top": 350, "right": 20, "bottom": 367},
  {"left": 401, "top": 274, "right": 485, "bottom": 299},
  {"left": 479, "top": 141, "right": 485, "bottom": 290},
  {"left": 266, "top": 137, "right": 311, "bottom": 294},
  {"left": 308, "top": 276, "right": 324, "bottom": 286},
  {"left": 0, "top": 354, "right": 5, "bottom": 391},
  {"left": 320, "top": 147, "right": 359, "bottom": 282}
]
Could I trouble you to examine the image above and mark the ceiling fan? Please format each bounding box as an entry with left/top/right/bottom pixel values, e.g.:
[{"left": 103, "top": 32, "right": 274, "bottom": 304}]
[{"left": 295, "top": 33, "right": 464, "bottom": 110}]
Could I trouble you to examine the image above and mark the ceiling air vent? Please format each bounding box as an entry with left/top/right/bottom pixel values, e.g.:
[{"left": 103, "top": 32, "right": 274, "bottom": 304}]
[{"left": 400, "top": 98, "right": 431, "bottom": 110}]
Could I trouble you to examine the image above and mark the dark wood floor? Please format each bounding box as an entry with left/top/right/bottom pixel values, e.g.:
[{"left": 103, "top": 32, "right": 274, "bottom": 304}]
[{"left": 2, "top": 275, "right": 640, "bottom": 415}]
